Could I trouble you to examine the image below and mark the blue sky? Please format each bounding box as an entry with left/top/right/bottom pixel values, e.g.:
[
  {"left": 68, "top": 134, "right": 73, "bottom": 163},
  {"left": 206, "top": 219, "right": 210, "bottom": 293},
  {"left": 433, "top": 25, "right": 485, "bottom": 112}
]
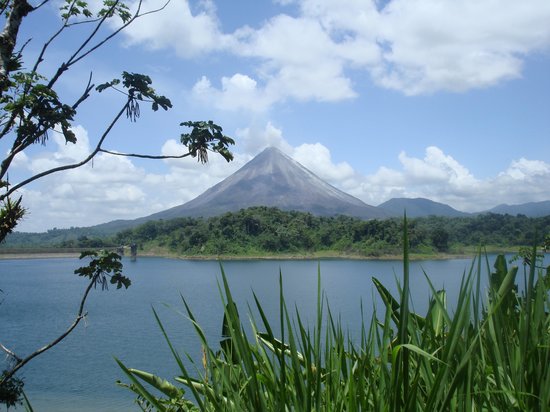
[{"left": 5, "top": 0, "right": 550, "bottom": 232}]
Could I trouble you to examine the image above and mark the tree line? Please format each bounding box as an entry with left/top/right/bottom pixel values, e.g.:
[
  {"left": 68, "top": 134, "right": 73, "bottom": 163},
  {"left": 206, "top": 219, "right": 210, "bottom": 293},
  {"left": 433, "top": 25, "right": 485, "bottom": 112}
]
[
  {"left": 102, "top": 207, "right": 550, "bottom": 257},
  {"left": 4, "top": 207, "right": 549, "bottom": 257}
]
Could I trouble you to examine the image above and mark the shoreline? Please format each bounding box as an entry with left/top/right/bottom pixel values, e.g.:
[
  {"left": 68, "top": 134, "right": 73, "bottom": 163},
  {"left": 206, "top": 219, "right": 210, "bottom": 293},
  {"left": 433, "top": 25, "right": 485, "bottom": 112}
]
[
  {"left": 0, "top": 249, "right": 514, "bottom": 261},
  {"left": 0, "top": 252, "right": 82, "bottom": 260}
]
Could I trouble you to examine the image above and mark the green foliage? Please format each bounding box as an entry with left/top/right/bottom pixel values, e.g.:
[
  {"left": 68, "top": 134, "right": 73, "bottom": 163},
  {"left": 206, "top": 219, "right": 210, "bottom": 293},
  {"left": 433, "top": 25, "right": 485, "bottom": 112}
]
[
  {"left": 180, "top": 121, "right": 235, "bottom": 164},
  {"left": 96, "top": 72, "right": 172, "bottom": 122},
  {"left": 97, "top": 0, "right": 131, "bottom": 23},
  {"left": 430, "top": 227, "right": 449, "bottom": 252},
  {"left": 75, "top": 250, "right": 130, "bottom": 290},
  {"left": 0, "top": 371, "right": 23, "bottom": 408},
  {"left": 60, "top": 0, "right": 130, "bottom": 23},
  {"left": 2, "top": 70, "right": 76, "bottom": 146},
  {"left": 117, "top": 228, "right": 550, "bottom": 411},
  {"left": 0, "top": 196, "right": 24, "bottom": 243}
]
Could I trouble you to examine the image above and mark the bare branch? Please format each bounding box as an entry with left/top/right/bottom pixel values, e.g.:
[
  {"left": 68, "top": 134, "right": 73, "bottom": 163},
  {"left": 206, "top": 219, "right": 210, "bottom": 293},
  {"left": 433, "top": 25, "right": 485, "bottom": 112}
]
[
  {"left": 66, "top": 1, "right": 141, "bottom": 68},
  {"left": 29, "top": 13, "right": 69, "bottom": 77},
  {"left": 32, "top": 0, "right": 50, "bottom": 10},
  {"left": 136, "top": 0, "right": 170, "bottom": 18},
  {"left": 69, "top": 0, "right": 171, "bottom": 68},
  {"left": 99, "top": 148, "right": 192, "bottom": 160},
  {"left": 47, "top": 1, "right": 117, "bottom": 87},
  {"left": 0, "top": 342, "right": 22, "bottom": 363},
  {"left": 72, "top": 72, "right": 94, "bottom": 110}
]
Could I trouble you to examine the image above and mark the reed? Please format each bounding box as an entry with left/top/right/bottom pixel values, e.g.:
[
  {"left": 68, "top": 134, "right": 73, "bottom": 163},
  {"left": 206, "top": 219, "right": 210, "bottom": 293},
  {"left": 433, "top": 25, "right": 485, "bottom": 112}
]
[{"left": 117, "top": 220, "right": 550, "bottom": 411}]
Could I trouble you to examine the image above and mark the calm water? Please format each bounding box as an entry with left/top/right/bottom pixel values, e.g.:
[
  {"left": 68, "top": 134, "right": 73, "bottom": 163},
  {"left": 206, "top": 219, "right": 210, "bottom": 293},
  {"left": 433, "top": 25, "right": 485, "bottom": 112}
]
[{"left": 0, "top": 255, "right": 540, "bottom": 411}]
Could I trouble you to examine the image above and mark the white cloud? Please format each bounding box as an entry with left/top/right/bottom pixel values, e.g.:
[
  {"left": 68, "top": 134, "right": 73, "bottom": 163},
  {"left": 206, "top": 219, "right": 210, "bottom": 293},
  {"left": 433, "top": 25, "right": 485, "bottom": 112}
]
[
  {"left": 295, "top": 0, "right": 550, "bottom": 95},
  {"left": 372, "top": 0, "right": 550, "bottom": 94},
  {"left": 397, "top": 147, "right": 478, "bottom": 187},
  {"left": 190, "top": 11, "right": 361, "bottom": 112},
  {"left": 120, "top": 0, "right": 550, "bottom": 105},
  {"left": 293, "top": 143, "right": 355, "bottom": 183},
  {"left": 192, "top": 74, "right": 274, "bottom": 112},
  {"left": 235, "top": 122, "right": 294, "bottom": 155},
  {"left": 501, "top": 158, "right": 550, "bottom": 180},
  {"left": 11, "top": 125, "right": 92, "bottom": 175},
  {"left": 121, "top": 0, "right": 230, "bottom": 58},
  {"left": 233, "top": 14, "right": 360, "bottom": 101}
]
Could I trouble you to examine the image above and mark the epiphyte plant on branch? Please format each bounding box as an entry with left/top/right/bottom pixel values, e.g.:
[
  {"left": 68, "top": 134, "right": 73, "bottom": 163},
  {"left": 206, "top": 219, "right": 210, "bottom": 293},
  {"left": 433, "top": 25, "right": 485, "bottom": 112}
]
[{"left": 0, "top": 0, "right": 234, "bottom": 406}]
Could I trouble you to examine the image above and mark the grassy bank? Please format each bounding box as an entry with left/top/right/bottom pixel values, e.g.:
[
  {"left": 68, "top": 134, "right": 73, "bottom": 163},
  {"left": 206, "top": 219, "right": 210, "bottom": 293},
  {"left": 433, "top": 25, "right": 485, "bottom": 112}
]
[
  {"left": 0, "top": 243, "right": 531, "bottom": 261},
  {"left": 125, "top": 242, "right": 529, "bottom": 261}
]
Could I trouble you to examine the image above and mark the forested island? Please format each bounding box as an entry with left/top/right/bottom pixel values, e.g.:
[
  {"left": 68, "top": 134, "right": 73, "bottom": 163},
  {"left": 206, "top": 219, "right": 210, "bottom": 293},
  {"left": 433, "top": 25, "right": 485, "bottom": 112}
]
[{"left": 4, "top": 207, "right": 550, "bottom": 258}]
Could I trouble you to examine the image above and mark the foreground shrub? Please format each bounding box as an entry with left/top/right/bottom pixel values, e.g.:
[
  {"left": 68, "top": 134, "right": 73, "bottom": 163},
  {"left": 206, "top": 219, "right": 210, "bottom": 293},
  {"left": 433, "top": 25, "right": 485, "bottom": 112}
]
[{"left": 117, "top": 222, "right": 550, "bottom": 411}]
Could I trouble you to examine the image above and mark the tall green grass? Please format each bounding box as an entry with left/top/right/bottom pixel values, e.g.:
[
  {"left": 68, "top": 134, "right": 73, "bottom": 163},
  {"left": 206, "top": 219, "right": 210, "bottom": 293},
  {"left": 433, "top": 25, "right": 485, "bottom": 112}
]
[{"left": 117, "top": 221, "right": 550, "bottom": 411}]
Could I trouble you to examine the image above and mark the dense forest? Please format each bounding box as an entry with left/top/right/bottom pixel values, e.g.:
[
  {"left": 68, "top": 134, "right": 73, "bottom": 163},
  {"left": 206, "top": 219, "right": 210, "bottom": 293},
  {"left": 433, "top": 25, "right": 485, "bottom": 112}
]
[{"left": 9, "top": 207, "right": 545, "bottom": 257}]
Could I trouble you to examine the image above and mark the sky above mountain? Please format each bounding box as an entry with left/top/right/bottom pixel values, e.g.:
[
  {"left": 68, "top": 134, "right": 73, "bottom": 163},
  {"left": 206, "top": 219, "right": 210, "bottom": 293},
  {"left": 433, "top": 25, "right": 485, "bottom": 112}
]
[{"left": 4, "top": 0, "right": 550, "bottom": 232}]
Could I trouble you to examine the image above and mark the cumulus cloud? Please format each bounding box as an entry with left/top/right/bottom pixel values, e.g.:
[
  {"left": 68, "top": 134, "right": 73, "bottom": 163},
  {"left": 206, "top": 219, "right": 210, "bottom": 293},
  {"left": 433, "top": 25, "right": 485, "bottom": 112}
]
[
  {"left": 372, "top": 0, "right": 550, "bottom": 94},
  {"left": 120, "top": 0, "right": 550, "bottom": 109},
  {"left": 295, "top": 0, "right": 550, "bottom": 95},
  {"left": 190, "top": 12, "right": 361, "bottom": 111},
  {"left": 11, "top": 127, "right": 149, "bottom": 230},
  {"left": 293, "top": 143, "right": 356, "bottom": 184},
  {"left": 235, "top": 122, "right": 294, "bottom": 154},
  {"left": 121, "top": 0, "right": 230, "bottom": 58},
  {"left": 192, "top": 74, "right": 275, "bottom": 112}
]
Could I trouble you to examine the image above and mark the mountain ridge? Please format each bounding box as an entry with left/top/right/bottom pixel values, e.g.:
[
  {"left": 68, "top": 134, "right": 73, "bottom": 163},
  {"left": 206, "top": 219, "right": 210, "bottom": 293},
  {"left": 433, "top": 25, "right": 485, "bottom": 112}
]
[
  {"left": 487, "top": 201, "right": 550, "bottom": 217},
  {"left": 377, "top": 197, "right": 469, "bottom": 218}
]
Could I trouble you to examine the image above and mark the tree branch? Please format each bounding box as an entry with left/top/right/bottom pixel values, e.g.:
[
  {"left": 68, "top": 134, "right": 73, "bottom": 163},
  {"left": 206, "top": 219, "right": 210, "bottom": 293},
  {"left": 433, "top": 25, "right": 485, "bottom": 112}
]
[
  {"left": 32, "top": 0, "right": 51, "bottom": 11},
  {"left": 67, "top": 0, "right": 171, "bottom": 69},
  {"left": 0, "top": 73, "right": 95, "bottom": 182},
  {"left": 0, "top": 99, "right": 130, "bottom": 201},
  {"left": 0, "top": 0, "right": 34, "bottom": 95},
  {"left": 99, "top": 148, "right": 192, "bottom": 160},
  {"left": 0, "top": 342, "right": 22, "bottom": 363}
]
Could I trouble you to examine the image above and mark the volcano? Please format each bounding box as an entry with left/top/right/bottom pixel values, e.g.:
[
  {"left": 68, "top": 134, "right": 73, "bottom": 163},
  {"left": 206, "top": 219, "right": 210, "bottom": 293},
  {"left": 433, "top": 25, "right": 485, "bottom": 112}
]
[{"left": 143, "top": 147, "right": 387, "bottom": 221}]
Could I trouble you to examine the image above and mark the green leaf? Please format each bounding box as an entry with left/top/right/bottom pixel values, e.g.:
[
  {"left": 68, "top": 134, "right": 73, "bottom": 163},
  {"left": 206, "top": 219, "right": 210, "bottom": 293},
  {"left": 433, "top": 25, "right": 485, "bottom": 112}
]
[
  {"left": 127, "top": 368, "right": 184, "bottom": 399},
  {"left": 61, "top": 124, "right": 77, "bottom": 144},
  {"left": 392, "top": 343, "right": 447, "bottom": 365},
  {"left": 96, "top": 79, "right": 120, "bottom": 93}
]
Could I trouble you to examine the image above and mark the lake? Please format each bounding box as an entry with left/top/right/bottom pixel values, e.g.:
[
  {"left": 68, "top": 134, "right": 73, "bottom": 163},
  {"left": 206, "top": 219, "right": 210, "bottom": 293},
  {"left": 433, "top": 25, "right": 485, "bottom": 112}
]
[{"left": 0, "top": 254, "right": 539, "bottom": 411}]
